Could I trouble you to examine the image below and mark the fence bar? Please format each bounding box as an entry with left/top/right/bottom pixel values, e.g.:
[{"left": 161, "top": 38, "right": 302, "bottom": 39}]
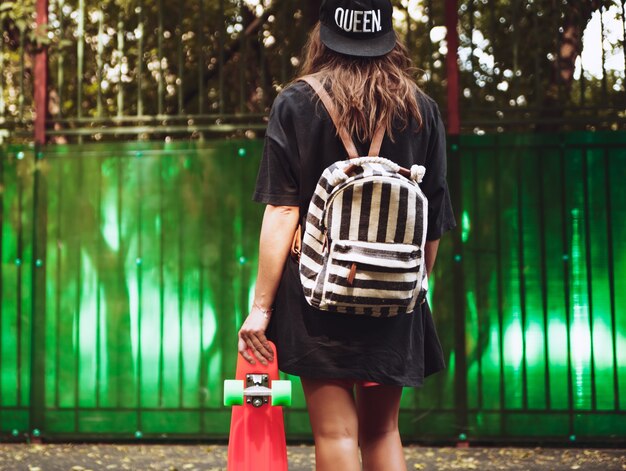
[
  {"left": 580, "top": 50, "right": 586, "bottom": 107},
  {"left": 239, "top": 2, "right": 246, "bottom": 113},
  {"left": 599, "top": 5, "right": 608, "bottom": 100},
  {"left": 426, "top": 0, "right": 434, "bottom": 79},
  {"left": 32, "top": 33, "right": 50, "bottom": 436},
  {"left": 493, "top": 139, "right": 505, "bottom": 433},
  {"left": 471, "top": 153, "right": 484, "bottom": 410},
  {"left": 279, "top": 5, "right": 287, "bottom": 84},
  {"left": 446, "top": 0, "right": 463, "bottom": 437},
  {"left": 197, "top": 0, "right": 205, "bottom": 114},
  {"left": 177, "top": 0, "right": 184, "bottom": 114},
  {"left": 117, "top": 13, "right": 124, "bottom": 118},
  {"left": 34, "top": 0, "right": 49, "bottom": 145},
  {"left": 515, "top": 152, "right": 529, "bottom": 410},
  {"left": 604, "top": 148, "right": 620, "bottom": 410},
  {"left": 137, "top": 0, "right": 144, "bottom": 117},
  {"left": 258, "top": 18, "right": 266, "bottom": 109},
  {"left": 537, "top": 149, "right": 552, "bottom": 410},
  {"left": 57, "top": 0, "right": 65, "bottom": 120},
  {"left": 157, "top": 0, "right": 164, "bottom": 115},
  {"left": 468, "top": 0, "right": 475, "bottom": 75},
  {"left": 135, "top": 152, "right": 144, "bottom": 426},
  {"left": 449, "top": 139, "right": 466, "bottom": 440},
  {"left": 532, "top": 0, "right": 543, "bottom": 107},
  {"left": 30, "top": 158, "right": 46, "bottom": 436},
  {"left": 445, "top": 0, "right": 460, "bottom": 135},
  {"left": 73, "top": 159, "right": 82, "bottom": 423},
  {"left": 17, "top": 174, "right": 23, "bottom": 408},
  {"left": 490, "top": 0, "right": 498, "bottom": 100},
  {"left": 177, "top": 177, "right": 184, "bottom": 409},
  {"left": 0, "top": 27, "right": 5, "bottom": 119},
  {"left": 158, "top": 158, "right": 165, "bottom": 406},
  {"left": 467, "top": 0, "right": 476, "bottom": 109},
  {"left": 92, "top": 159, "right": 101, "bottom": 410},
  {"left": 198, "top": 163, "right": 207, "bottom": 433},
  {"left": 583, "top": 150, "right": 598, "bottom": 410},
  {"left": 114, "top": 158, "right": 127, "bottom": 408},
  {"left": 77, "top": 0, "right": 84, "bottom": 120},
  {"left": 76, "top": 0, "right": 85, "bottom": 143},
  {"left": 555, "top": 9, "right": 564, "bottom": 102},
  {"left": 0, "top": 146, "right": 3, "bottom": 419},
  {"left": 559, "top": 145, "right": 575, "bottom": 435},
  {"left": 511, "top": 0, "right": 521, "bottom": 104},
  {"left": 96, "top": 8, "right": 104, "bottom": 118},
  {"left": 622, "top": 0, "right": 626, "bottom": 93},
  {"left": 218, "top": 0, "right": 225, "bottom": 114},
  {"left": 19, "top": 25, "right": 25, "bottom": 121},
  {"left": 53, "top": 160, "right": 61, "bottom": 409}
]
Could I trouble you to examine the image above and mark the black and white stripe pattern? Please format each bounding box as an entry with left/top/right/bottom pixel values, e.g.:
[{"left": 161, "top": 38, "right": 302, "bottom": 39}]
[{"left": 300, "top": 157, "right": 428, "bottom": 317}]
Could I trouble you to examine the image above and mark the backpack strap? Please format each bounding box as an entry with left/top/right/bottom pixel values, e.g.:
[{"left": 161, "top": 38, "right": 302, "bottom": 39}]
[
  {"left": 300, "top": 76, "right": 385, "bottom": 159},
  {"left": 368, "top": 125, "right": 385, "bottom": 157}
]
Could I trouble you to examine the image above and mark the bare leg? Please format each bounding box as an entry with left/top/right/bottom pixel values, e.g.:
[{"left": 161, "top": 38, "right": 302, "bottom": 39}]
[
  {"left": 301, "top": 378, "right": 361, "bottom": 471},
  {"left": 356, "top": 384, "right": 406, "bottom": 471}
]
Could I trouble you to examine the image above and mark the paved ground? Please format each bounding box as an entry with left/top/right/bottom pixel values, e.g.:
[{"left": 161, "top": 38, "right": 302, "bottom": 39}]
[{"left": 0, "top": 443, "right": 624, "bottom": 470}]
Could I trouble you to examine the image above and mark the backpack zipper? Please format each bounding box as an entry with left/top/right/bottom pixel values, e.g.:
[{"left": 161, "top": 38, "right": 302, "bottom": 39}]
[{"left": 322, "top": 174, "right": 422, "bottom": 229}]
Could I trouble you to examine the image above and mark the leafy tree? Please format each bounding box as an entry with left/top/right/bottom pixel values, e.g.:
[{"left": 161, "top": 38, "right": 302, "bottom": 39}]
[
  {"left": 1, "top": 0, "right": 623, "bottom": 136},
  {"left": 451, "top": 0, "right": 622, "bottom": 131}
]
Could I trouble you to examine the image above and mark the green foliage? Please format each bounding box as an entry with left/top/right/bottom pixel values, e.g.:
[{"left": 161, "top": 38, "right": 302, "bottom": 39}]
[
  {"left": 1, "top": 0, "right": 51, "bottom": 46},
  {"left": 1, "top": 1, "right": 29, "bottom": 31}
]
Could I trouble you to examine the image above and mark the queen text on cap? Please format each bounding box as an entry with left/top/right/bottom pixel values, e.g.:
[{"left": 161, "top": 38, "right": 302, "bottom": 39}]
[{"left": 334, "top": 8, "right": 382, "bottom": 34}]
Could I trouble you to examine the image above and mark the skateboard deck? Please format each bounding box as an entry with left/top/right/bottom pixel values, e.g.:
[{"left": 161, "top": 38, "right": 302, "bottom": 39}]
[{"left": 224, "top": 341, "right": 291, "bottom": 471}]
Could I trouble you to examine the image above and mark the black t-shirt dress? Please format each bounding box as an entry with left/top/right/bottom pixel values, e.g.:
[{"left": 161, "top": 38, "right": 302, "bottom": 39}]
[{"left": 253, "top": 80, "right": 456, "bottom": 387}]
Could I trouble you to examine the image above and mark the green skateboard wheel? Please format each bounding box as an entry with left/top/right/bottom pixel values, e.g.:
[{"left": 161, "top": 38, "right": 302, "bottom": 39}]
[
  {"left": 271, "top": 380, "right": 292, "bottom": 406},
  {"left": 224, "top": 380, "right": 244, "bottom": 406}
]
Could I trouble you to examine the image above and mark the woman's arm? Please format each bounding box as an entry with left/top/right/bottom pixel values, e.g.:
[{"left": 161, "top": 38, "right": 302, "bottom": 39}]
[
  {"left": 238, "top": 204, "right": 300, "bottom": 365},
  {"left": 425, "top": 239, "right": 440, "bottom": 278}
]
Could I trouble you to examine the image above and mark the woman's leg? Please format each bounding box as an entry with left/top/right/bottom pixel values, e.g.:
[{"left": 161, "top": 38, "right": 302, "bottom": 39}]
[
  {"left": 356, "top": 384, "right": 406, "bottom": 471},
  {"left": 301, "top": 378, "right": 361, "bottom": 471}
]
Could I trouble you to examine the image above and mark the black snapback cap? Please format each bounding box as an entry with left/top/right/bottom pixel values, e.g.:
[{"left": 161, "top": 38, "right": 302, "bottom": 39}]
[{"left": 319, "top": 0, "right": 396, "bottom": 57}]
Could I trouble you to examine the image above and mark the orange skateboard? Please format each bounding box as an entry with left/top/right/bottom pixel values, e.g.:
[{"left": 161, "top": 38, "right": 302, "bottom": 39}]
[{"left": 224, "top": 341, "right": 291, "bottom": 471}]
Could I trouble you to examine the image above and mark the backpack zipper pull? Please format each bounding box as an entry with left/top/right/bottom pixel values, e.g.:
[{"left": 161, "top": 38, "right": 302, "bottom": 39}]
[{"left": 348, "top": 263, "right": 357, "bottom": 285}]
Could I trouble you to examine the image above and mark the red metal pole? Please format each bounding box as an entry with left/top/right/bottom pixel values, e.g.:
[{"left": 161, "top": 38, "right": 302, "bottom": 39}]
[
  {"left": 34, "top": 0, "right": 49, "bottom": 145},
  {"left": 445, "top": 0, "right": 460, "bottom": 135},
  {"left": 444, "top": 0, "right": 467, "bottom": 446},
  {"left": 30, "top": 0, "right": 50, "bottom": 443}
]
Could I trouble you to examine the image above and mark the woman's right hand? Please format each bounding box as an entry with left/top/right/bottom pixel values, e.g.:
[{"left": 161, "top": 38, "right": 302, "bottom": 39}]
[
  {"left": 239, "top": 204, "right": 298, "bottom": 365},
  {"left": 238, "top": 305, "right": 274, "bottom": 365}
]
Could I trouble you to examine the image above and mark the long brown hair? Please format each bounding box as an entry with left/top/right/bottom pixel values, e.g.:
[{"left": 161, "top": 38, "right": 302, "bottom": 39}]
[{"left": 297, "top": 23, "right": 423, "bottom": 142}]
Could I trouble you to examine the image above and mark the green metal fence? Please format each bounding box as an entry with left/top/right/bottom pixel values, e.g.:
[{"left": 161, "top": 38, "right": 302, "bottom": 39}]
[
  {"left": 1, "top": 132, "right": 626, "bottom": 443},
  {"left": 458, "top": 131, "right": 626, "bottom": 441},
  {"left": 1, "top": 140, "right": 269, "bottom": 439}
]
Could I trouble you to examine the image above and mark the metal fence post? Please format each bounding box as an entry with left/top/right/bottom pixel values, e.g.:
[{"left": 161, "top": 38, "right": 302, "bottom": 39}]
[
  {"left": 34, "top": 0, "right": 49, "bottom": 145},
  {"left": 445, "top": 0, "right": 467, "bottom": 442},
  {"left": 445, "top": 0, "right": 460, "bottom": 136},
  {"left": 30, "top": 0, "right": 50, "bottom": 442}
]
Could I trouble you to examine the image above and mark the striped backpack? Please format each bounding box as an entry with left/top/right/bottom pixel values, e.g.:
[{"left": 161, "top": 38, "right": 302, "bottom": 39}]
[{"left": 297, "top": 76, "right": 429, "bottom": 317}]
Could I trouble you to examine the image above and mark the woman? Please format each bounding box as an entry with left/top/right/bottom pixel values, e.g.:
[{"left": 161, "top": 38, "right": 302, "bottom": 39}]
[{"left": 238, "top": 1, "right": 456, "bottom": 469}]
